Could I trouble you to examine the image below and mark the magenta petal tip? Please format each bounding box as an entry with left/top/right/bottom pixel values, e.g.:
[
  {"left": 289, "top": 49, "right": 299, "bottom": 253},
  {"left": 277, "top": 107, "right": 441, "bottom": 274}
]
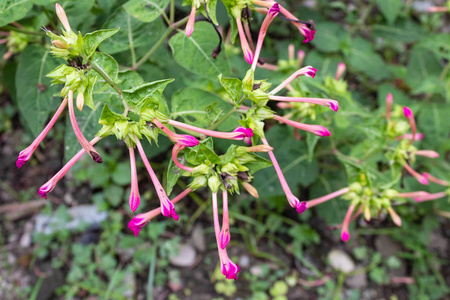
[
  {"left": 233, "top": 127, "right": 254, "bottom": 139},
  {"left": 128, "top": 217, "right": 145, "bottom": 237},
  {"left": 296, "top": 201, "right": 307, "bottom": 214},
  {"left": 403, "top": 107, "right": 413, "bottom": 118},
  {"left": 329, "top": 101, "right": 339, "bottom": 112},
  {"left": 178, "top": 135, "right": 200, "bottom": 147},
  {"left": 341, "top": 231, "right": 350, "bottom": 242}
]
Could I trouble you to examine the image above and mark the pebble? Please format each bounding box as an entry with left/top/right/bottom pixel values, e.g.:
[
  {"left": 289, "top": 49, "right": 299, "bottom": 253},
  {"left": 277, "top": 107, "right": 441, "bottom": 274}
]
[
  {"left": 19, "top": 221, "right": 33, "bottom": 248},
  {"left": 190, "top": 225, "right": 206, "bottom": 252},
  {"left": 239, "top": 255, "right": 250, "bottom": 268},
  {"left": 169, "top": 244, "right": 197, "bottom": 267},
  {"left": 328, "top": 249, "right": 355, "bottom": 273}
]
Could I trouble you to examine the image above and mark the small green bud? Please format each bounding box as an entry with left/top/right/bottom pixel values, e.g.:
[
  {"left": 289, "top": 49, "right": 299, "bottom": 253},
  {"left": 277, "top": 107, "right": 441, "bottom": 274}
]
[
  {"left": 114, "top": 120, "right": 129, "bottom": 140},
  {"left": 192, "top": 164, "right": 210, "bottom": 176},
  {"left": 236, "top": 153, "right": 255, "bottom": 165},
  {"left": 255, "top": 107, "right": 274, "bottom": 120},
  {"left": 96, "top": 125, "right": 113, "bottom": 138},
  {"left": 242, "top": 69, "right": 254, "bottom": 92},
  {"left": 221, "top": 163, "right": 239, "bottom": 175},
  {"left": 208, "top": 174, "right": 221, "bottom": 193},
  {"left": 189, "top": 175, "right": 208, "bottom": 190},
  {"left": 384, "top": 189, "right": 398, "bottom": 199}
]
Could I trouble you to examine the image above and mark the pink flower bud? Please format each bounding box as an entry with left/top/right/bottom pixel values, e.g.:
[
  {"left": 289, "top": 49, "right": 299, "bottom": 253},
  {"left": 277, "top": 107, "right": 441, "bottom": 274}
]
[
  {"left": 219, "top": 229, "right": 230, "bottom": 249},
  {"left": 128, "top": 216, "right": 146, "bottom": 237},
  {"left": 220, "top": 257, "right": 240, "bottom": 280},
  {"left": 186, "top": 6, "right": 197, "bottom": 37},
  {"left": 295, "top": 201, "right": 307, "bottom": 214},
  {"left": 161, "top": 197, "right": 179, "bottom": 221},
  {"left": 176, "top": 134, "right": 200, "bottom": 147},
  {"left": 233, "top": 127, "right": 254, "bottom": 139},
  {"left": 403, "top": 106, "right": 413, "bottom": 118},
  {"left": 335, "top": 62, "right": 346, "bottom": 80}
]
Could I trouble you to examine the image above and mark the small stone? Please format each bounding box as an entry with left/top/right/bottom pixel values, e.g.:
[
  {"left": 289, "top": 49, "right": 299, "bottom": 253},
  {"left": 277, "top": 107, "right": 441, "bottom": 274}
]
[
  {"left": 345, "top": 271, "right": 367, "bottom": 288},
  {"left": 250, "top": 265, "right": 263, "bottom": 276},
  {"left": 190, "top": 225, "right": 206, "bottom": 252},
  {"left": 19, "top": 221, "right": 33, "bottom": 248},
  {"left": 239, "top": 255, "right": 250, "bottom": 268},
  {"left": 328, "top": 249, "right": 355, "bottom": 273},
  {"left": 122, "top": 270, "right": 136, "bottom": 298},
  {"left": 169, "top": 244, "right": 197, "bottom": 267}
]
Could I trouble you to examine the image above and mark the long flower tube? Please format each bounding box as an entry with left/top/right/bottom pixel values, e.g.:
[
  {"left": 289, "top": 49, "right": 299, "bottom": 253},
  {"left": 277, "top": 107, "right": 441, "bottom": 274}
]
[
  {"left": 212, "top": 192, "right": 240, "bottom": 279},
  {"left": 273, "top": 115, "right": 331, "bottom": 137},
  {"left": 396, "top": 191, "right": 430, "bottom": 198},
  {"left": 403, "top": 163, "right": 428, "bottom": 185},
  {"left": 128, "top": 188, "right": 192, "bottom": 237},
  {"left": 422, "top": 172, "right": 448, "bottom": 186},
  {"left": 269, "top": 66, "right": 317, "bottom": 95},
  {"left": 128, "top": 147, "right": 140, "bottom": 212},
  {"left": 251, "top": 3, "right": 279, "bottom": 71},
  {"left": 172, "top": 143, "right": 195, "bottom": 172},
  {"left": 152, "top": 118, "right": 199, "bottom": 147},
  {"left": 38, "top": 137, "right": 101, "bottom": 199},
  {"left": 261, "top": 137, "right": 306, "bottom": 213},
  {"left": 219, "top": 190, "right": 231, "bottom": 249},
  {"left": 253, "top": 0, "right": 315, "bottom": 43},
  {"left": 415, "top": 150, "right": 439, "bottom": 158},
  {"left": 306, "top": 187, "right": 350, "bottom": 209},
  {"left": 167, "top": 119, "right": 253, "bottom": 140},
  {"left": 341, "top": 204, "right": 356, "bottom": 242},
  {"left": 268, "top": 95, "right": 339, "bottom": 112},
  {"left": 135, "top": 136, "right": 179, "bottom": 220},
  {"left": 396, "top": 133, "right": 424, "bottom": 141},
  {"left": 16, "top": 97, "right": 68, "bottom": 169},
  {"left": 414, "top": 192, "right": 448, "bottom": 202},
  {"left": 68, "top": 90, "right": 102, "bottom": 163},
  {"left": 329, "top": 205, "right": 363, "bottom": 230},
  {"left": 236, "top": 15, "right": 254, "bottom": 64}
]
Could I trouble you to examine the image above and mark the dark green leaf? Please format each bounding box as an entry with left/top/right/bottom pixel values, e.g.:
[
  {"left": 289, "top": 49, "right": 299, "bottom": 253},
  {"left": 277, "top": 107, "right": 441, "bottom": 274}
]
[
  {"left": 311, "top": 22, "right": 347, "bottom": 53},
  {"left": 122, "top": 79, "right": 173, "bottom": 113},
  {"left": 218, "top": 74, "right": 243, "bottom": 106},
  {"left": 83, "top": 28, "right": 120, "bottom": 60},
  {"left": 165, "top": 158, "right": 181, "bottom": 196},
  {"left": 123, "top": 0, "right": 170, "bottom": 23},
  {"left": 0, "top": 0, "right": 33, "bottom": 27},
  {"left": 376, "top": 0, "right": 402, "bottom": 25},
  {"left": 16, "top": 46, "right": 60, "bottom": 137},
  {"left": 169, "top": 22, "right": 230, "bottom": 78}
]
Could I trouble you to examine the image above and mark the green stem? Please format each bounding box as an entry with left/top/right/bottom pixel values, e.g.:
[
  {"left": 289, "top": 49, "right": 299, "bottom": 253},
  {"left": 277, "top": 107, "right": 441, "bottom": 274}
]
[
  {"left": 208, "top": 108, "right": 237, "bottom": 131},
  {"left": 89, "top": 60, "right": 129, "bottom": 115},
  {"left": 333, "top": 273, "right": 345, "bottom": 300},
  {"left": 170, "top": 0, "right": 175, "bottom": 23},
  {"left": 127, "top": 15, "right": 137, "bottom": 66},
  {"left": 0, "top": 25, "right": 45, "bottom": 36},
  {"left": 131, "top": 26, "right": 173, "bottom": 70}
]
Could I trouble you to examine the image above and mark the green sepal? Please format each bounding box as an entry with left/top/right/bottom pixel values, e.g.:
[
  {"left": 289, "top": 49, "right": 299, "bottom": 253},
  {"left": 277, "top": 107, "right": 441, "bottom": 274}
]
[
  {"left": 99, "top": 104, "right": 129, "bottom": 126},
  {"left": 208, "top": 174, "right": 221, "bottom": 193},
  {"left": 189, "top": 175, "right": 208, "bottom": 191},
  {"left": 242, "top": 69, "right": 254, "bottom": 92},
  {"left": 219, "top": 145, "right": 237, "bottom": 165}
]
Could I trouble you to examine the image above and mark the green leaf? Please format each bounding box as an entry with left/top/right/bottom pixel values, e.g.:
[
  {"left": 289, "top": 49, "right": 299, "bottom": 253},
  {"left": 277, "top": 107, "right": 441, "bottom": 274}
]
[
  {"left": 200, "top": 0, "right": 218, "bottom": 25},
  {"left": 169, "top": 22, "right": 230, "bottom": 78},
  {"left": 64, "top": 101, "right": 103, "bottom": 162},
  {"left": 0, "top": 0, "right": 33, "bottom": 27},
  {"left": 219, "top": 145, "right": 237, "bottom": 165},
  {"left": 344, "top": 37, "right": 389, "bottom": 81},
  {"left": 218, "top": 74, "right": 243, "bottom": 106},
  {"left": 122, "top": 79, "right": 173, "bottom": 113},
  {"left": 170, "top": 87, "right": 239, "bottom": 131},
  {"left": 83, "top": 28, "right": 120, "bottom": 60},
  {"left": 311, "top": 22, "right": 347, "bottom": 53},
  {"left": 105, "top": 185, "right": 124, "bottom": 207},
  {"left": 306, "top": 134, "right": 319, "bottom": 162},
  {"left": 376, "top": 0, "right": 402, "bottom": 25},
  {"left": 112, "top": 162, "right": 132, "bottom": 185},
  {"left": 16, "top": 46, "right": 60, "bottom": 137},
  {"left": 123, "top": 0, "right": 170, "bottom": 23},
  {"left": 100, "top": 8, "right": 165, "bottom": 54},
  {"left": 405, "top": 46, "right": 443, "bottom": 91},
  {"left": 372, "top": 20, "right": 425, "bottom": 43},
  {"left": 245, "top": 154, "right": 272, "bottom": 174},
  {"left": 91, "top": 52, "right": 119, "bottom": 89},
  {"left": 185, "top": 138, "right": 221, "bottom": 165},
  {"left": 165, "top": 159, "right": 181, "bottom": 196}
]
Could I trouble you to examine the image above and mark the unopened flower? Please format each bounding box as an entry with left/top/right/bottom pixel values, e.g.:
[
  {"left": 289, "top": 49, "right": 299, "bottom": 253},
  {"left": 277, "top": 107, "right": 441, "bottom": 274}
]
[
  {"left": 422, "top": 172, "right": 448, "bottom": 186},
  {"left": 341, "top": 204, "right": 356, "bottom": 242},
  {"left": 387, "top": 207, "right": 402, "bottom": 227},
  {"left": 396, "top": 191, "right": 430, "bottom": 198},
  {"left": 16, "top": 97, "right": 68, "bottom": 168},
  {"left": 241, "top": 181, "right": 259, "bottom": 198},
  {"left": 335, "top": 62, "right": 346, "bottom": 80},
  {"left": 274, "top": 115, "right": 331, "bottom": 137},
  {"left": 236, "top": 14, "right": 254, "bottom": 64},
  {"left": 168, "top": 119, "right": 253, "bottom": 140},
  {"left": 186, "top": 5, "right": 198, "bottom": 37},
  {"left": 220, "top": 255, "right": 240, "bottom": 280},
  {"left": 68, "top": 90, "right": 102, "bottom": 163},
  {"left": 152, "top": 118, "right": 199, "bottom": 147},
  {"left": 135, "top": 136, "right": 179, "bottom": 220},
  {"left": 128, "top": 147, "right": 140, "bottom": 212},
  {"left": 269, "top": 95, "right": 339, "bottom": 111},
  {"left": 270, "top": 66, "right": 317, "bottom": 95},
  {"left": 386, "top": 93, "right": 393, "bottom": 122},
  {"left": 306, "top": 187, "right": 350, "bottom": 209},
  {"left": 415, "top": 150, "right": 439, "bottom": 158},
  {"left": 55, "top": 3, "right": 71, "bottom": 32},
  {"left": 414, "top": 192, "right": 448, "bottom": 202},
  {"left": 128, "top": 215, "right": 147, "bottom": 237},
  {"left": 403, "top": 163, "right": 428, "bottom": 185},
  {"left": 403, "top": 106, "right": 416, "bottom": 143}
]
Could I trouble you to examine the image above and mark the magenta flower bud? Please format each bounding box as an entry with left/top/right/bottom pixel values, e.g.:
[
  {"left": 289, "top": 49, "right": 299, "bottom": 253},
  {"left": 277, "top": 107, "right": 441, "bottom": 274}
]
[
  {"left": 128, "top": 216, "right": 147, "bottom": 237},
  {"left": 341, "top": 230, "right": 350, "bottom": 242},
  {"left": 16, "top": 149, "right": 33, "bottom": 169},
  {"left": 422, "top": 172, "right": 448, "bottom": 186},
  {"left": 236, "top": 17, "right": 254, "bottom": 65},
  {"left": 221, "top": 257, "right": 240, "bottom": 280},
  {"left": 341, "top": 204, "right": 356, "bottom": 242},
  {"left": 233, "top": 127, "right": 253, "bottom": 139},
  {"left": 403, "top": 107, "right": 413, "bottom": 118},
  {"left": 177, "top": 134, "right": 200, "bottom": 147},
  {"left": 301, "top": 27, "right": 316, "bottom": 43},
  {"left": 128, "top": 147, "right": 140, "bottom": 212},
  {"left": 269, "top": 66, "right": 318, "bottom": 95},
  {"left": 268, "top": 3, "right": 280, "bottom": 16},
  {"left": 273, "top": 115, "right": 331, "bottom": 137},
  {"left": 38, "top": 182, "right": 54, "bottom": 199}
]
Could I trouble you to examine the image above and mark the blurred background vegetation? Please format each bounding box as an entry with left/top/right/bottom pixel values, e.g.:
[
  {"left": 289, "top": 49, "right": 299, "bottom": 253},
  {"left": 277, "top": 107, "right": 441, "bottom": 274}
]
[{"left": 0, "top": 0, "right": 449, "bottom": 299}]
